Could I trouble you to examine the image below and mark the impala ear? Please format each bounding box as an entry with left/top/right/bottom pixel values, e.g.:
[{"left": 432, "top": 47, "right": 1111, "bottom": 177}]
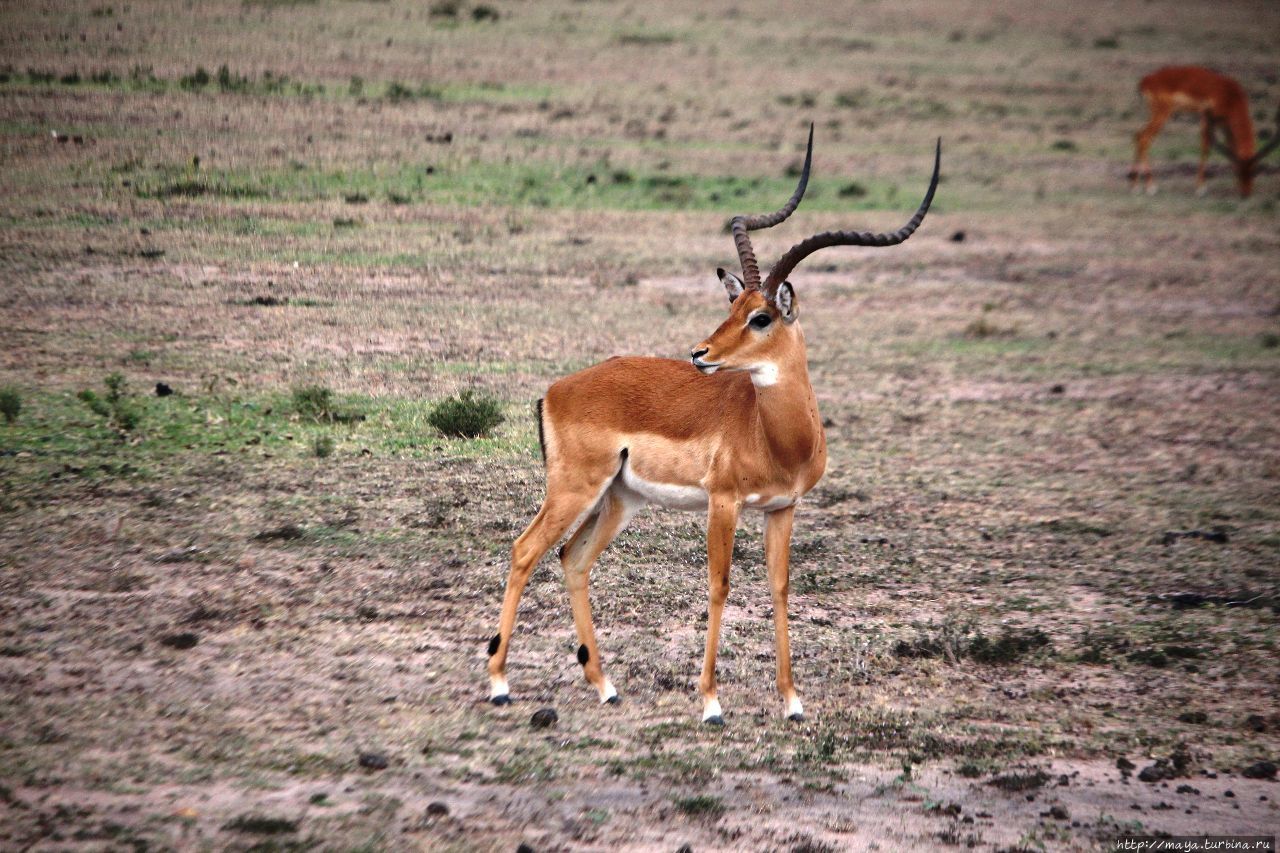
[
  {"left": 717, "top": 267, "right": 745, "bottom": 303},
  {"left": 774, "top": 281, "right": 798, "bottom": 323}
]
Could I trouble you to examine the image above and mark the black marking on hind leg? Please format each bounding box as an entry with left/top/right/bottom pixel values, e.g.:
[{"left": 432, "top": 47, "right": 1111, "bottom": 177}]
[
  {"left": 577, "top": 644, "right": 589, "bottom": 665},
  {"left": 487, "top": 634, "right": 501, "bottom": 656},
  {"left": 558, "top": 542, "right": 567, "bottom": 560},
  {"left": 534, "top": 398, "right": 547, "bottom": 466}
]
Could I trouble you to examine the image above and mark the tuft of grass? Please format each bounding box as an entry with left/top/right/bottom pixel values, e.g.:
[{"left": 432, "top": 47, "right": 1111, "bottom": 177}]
[
  {"left": 472, "top": 4, "right": 499, "bottom": 21},
  {"left": 988, "top": 769, "right": 1051, "bottom": 791},
  {"left": 615, "top": 30, "right": 677, "bottom": 46},
  {"left": 963, "top": 313, "right": 1017, "bottom": 339},
  {"left": 0, "top": 387, "right": 20, "bottom": 424},
  {"left": 291, "top": 385, "right": 334, "bottom": 421},
  {"left": 222, "top": 814, "right": 299, "bottom": 834},
  {"left": 429, "top": 0, "right": 461, "bottom": 18},
  {"left": 895, "top": 618, "right": 1052, "bottom": 665},
  {"left": 312, "top": 435, "right": 335, "bottom": 458},
  {"left": 672, "top": 794, "right": 725, "bottom": 818},
  {"left": 428, "top": 390, "right": 504, "bottom": 438}
]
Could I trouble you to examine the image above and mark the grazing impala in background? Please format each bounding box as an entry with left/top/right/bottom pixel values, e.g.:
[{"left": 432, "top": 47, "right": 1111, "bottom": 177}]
[
  {"left": 485, "top": 126, "right": 941, "bottom": 725},
  {"left": 1131, "top": 65, "right": 1279, "bottom": 197}
]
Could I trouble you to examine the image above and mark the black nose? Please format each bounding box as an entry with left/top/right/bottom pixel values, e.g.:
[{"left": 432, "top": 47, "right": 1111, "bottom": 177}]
[{"left": 690, "top": 347, "right": 708, "bottom": 360}]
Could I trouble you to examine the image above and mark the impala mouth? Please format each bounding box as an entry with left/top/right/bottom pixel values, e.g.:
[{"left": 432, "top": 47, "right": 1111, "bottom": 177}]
[{"left": 691, "top": 357, "right": 722, "bottom": 374}]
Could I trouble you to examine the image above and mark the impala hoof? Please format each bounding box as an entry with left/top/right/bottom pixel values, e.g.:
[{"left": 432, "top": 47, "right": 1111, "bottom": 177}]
[
  {"left": 787, "top": 712, "right": 806, "bottom": 723},
  {"left": 605, "top": 694, "right": 621, "bottom": 705},
  {"left": 490, "top": 694, "right": 511, "bottom": 706},
  {"left": 703, "top": 715, "right": 724, "bottom": 727}
]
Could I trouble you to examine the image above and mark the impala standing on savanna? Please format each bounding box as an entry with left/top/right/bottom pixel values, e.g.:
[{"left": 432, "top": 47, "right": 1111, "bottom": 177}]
[
  {"left": 1131, "top": 65, "right": 1279, "bottom": 197},
  {"left": 484, "top": 126, "right": 940, "bottom": 725}
]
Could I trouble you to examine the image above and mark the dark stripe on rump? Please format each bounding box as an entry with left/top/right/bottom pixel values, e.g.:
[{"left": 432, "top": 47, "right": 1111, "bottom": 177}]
[{"left": 535, "top": 398, "right": 547, "bottom": 465}]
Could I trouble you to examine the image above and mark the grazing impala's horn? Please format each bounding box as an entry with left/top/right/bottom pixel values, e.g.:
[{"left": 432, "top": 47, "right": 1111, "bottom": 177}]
[
  {"left": 729, "top": 123, "right": 814, "bottom": 290},
  {"left": 762, "top": 138, "right": 941, "bottom": 295}
]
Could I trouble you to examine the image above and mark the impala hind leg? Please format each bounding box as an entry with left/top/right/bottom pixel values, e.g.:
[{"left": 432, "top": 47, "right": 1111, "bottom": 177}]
[
  {"left": 1196, "top": 112, "right": 1213, "bottom": 196},
  {"left": 486, "top": 484, "right": 608, "bottom": 705},
  {"left": 699, "top": 496, "right": 739, "bottom": 725},
  {"left": 561, "top": 485, "right": 639, "bottom": 704},
  {"left": 765, "top": 505, "right": 804, "bottom": 722}
]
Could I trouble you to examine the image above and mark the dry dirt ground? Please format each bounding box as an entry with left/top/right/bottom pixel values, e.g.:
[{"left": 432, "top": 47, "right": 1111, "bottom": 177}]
[{"left": 2, "top": 0, "right": 1279, "bottom": 850}]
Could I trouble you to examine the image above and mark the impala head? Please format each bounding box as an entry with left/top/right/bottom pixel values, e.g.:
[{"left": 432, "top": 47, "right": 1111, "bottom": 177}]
[
  {"left": 1211, "top": 105, "right": 1280, "bottom": 197},
  {"left": 690, "top": 125, "right": 941, "bottom": 382}
]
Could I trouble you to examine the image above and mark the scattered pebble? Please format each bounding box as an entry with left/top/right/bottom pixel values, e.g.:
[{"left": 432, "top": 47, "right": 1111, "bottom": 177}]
[
  {"left": 425, "top": 802, "right": 449, "bottom": 817},
  {"left": 358, "top": 752, "right": 388, "bottom": 771},
  {"left": 159, "top": 632, "right": 198, "bottom": 650},
  {"left": 531, "top": 708, "right": 558, "bottom": 729},
  {"left": 1241, "top": 761, "right": 1276, "bottom": 780}
]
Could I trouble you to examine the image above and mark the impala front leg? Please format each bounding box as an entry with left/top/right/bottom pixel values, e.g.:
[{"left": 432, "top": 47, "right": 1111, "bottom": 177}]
[
  {"left": 699, "top": 495, "right": 738, "bottom": 725},
  {"left": 765, "top": 505, "right": 804, "bottom": 721}
]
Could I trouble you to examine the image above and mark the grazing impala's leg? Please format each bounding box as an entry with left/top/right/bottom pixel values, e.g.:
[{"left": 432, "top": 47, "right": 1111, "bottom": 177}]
[
  {"left": 699, "top": 495, "right": 738, "bottom": 725},
  {"left": 1196, "top": 112, "right": 1213, "bottom": 196},
  {"left": 561, "top": 485, "right": 639, "bottom": 704},
  {"left": 765, "top": 505, "right": 804, "bottom": 722},
  {"left": 1133, "top": 99, "right": 1172, "bottom": 194},
  {"left": 487, "top": 482, "right": 607, "bottom": 704}
]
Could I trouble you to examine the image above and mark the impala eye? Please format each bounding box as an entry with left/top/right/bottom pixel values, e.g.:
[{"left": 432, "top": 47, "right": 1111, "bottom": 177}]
[{"left": 749, "top": 313, "right": 773, "bottom": 330}]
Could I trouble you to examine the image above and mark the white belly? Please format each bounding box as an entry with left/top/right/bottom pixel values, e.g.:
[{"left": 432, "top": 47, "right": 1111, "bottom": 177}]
[
  {"left": 620, "top": 465, "right": 708, "bottom": 511},
  {"left": 744, "top": 492, "right": 795, "bottom": 511}
]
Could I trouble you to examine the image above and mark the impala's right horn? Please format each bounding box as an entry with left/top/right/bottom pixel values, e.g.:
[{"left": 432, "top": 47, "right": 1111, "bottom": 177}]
[
  {"left": 728, "top": 123, "right": 814, "bottom": 290},
  {"left": 761, "top": 139, "right": 941, "bottom": 296}
]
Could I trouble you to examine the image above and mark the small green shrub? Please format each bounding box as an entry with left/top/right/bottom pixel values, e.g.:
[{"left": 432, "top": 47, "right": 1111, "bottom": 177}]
[
  {"left": 348, "top": 75, "right": 364, "bottom": 96},
  {"left": 291, "top": 385, "right": 334, "bottom": 421},
  {"left": 429, "top": 0, "right": 461, "bottom": 18},
  {"left": 179, "top": 67, "right": 211, "bottom": 90},
  {"left": 312, "top": 434, "right": 335, "bottom": 458},
  {"left": 0, "top": 387, "right": 21, "bottom": 424},
  {"left": 78, "top": 374, "right": 141, "bottom": 431},
  {"left": 428, "top": 390, "right": 504, "bottom": 438},
  {"left": 216, "top": 64, "right": 250, "bottom": 92},
  {"left": 472, "top": 4, "right": 499, "bottom": 21},
  {"left": 385, "top": 81, "right": 414, "bottom": 102}
]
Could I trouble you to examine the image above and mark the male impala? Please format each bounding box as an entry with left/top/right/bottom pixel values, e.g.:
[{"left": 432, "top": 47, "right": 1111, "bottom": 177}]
[
  {"left": 485, "top": 127, "right": 940, "bottom": 725},
  {"left": 1131, "top": 65, "right": 1279, "bottom": 197}
]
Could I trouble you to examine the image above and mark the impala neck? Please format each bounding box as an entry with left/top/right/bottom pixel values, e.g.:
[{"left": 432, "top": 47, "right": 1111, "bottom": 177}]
[{"left": 749, "top": 327, "right": 822, "bottom": 470}]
